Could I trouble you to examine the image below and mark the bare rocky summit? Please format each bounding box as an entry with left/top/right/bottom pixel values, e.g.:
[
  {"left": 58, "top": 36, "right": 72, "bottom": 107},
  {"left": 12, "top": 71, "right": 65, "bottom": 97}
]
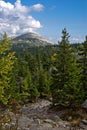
[{"left": 12, "top": 32, "right": 52, "bottom": 47}]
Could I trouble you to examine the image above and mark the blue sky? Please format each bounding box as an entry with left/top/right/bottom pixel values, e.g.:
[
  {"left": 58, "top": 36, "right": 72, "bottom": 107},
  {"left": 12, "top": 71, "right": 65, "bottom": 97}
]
[{"left": 1, "top": 0, "right": 87, "bottom": 43}]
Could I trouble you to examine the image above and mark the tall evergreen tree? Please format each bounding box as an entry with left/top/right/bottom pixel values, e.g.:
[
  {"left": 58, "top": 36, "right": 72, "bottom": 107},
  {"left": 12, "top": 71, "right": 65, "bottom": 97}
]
[
  {"left": 51, "top": 28, "right": 82, "bottom": 107},
  {"left": 0, "top": 33, "right": 16, "bottom": 104},
  {"left": 14, "top": 51, "right": 40, "bottom": 103},
  {"left": 78, "top": 36, "right": 87, "bottom": 99},
  {"left": 37, "top": 67, "right": 51, "bottom": 98},
  {"left": 22, "top": 70, "right": 39, "bottom": 103},
  {"left": 35, "top": 49, "right": 51, "bottom": 98}
]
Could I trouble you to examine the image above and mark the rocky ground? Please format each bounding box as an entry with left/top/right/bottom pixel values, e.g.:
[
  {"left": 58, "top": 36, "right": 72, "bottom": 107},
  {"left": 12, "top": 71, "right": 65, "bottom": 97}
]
[{"left": 0, "top": 99, "right": 87, "bottom": 130}]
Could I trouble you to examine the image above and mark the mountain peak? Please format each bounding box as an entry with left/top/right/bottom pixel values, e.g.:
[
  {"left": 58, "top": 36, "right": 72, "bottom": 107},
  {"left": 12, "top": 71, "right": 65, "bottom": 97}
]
[{"left": 13, "top": 32, "right": 52, "bottom": 46}]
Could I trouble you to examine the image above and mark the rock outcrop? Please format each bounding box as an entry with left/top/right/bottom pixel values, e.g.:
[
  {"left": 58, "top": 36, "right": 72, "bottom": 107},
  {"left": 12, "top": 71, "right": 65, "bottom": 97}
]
[{"left": 0, "top": 99, "right": 87, "bottom": 130}]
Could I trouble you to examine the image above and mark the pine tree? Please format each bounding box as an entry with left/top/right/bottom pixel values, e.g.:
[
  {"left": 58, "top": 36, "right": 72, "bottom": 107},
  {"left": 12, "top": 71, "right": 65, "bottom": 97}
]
[
  {"left": 0, "top": 33, "right": 16, "bottom": 104},
  {"left": 51, "top": 28, "right": 82, "bottom": 107},
  {"left": 35, "top": 48, "right": 51, "bottom": 98},
  {"left": 37, "top": 67, "right": 51, "bottom": 98},
  {"left": 22, "top": 70, "right": 39, "bottom": 103},
  {"left": 14, "top": 51, "right": 40, "bottom": 103},
  {"left": 78, "top": 36, "right": 87, "bottom": 99}
]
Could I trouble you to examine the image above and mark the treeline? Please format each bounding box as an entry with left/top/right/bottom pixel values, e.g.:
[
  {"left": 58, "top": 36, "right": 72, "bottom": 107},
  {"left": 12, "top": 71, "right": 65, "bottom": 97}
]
[{"left": 0, "top": 29, "right": 87, "bottom": 109}]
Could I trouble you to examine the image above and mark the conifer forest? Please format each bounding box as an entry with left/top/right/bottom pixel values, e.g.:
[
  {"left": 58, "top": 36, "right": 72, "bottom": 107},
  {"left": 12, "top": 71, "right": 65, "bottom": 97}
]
[{"left": 0, "top": 29, "right": 87, "bottom": 109}]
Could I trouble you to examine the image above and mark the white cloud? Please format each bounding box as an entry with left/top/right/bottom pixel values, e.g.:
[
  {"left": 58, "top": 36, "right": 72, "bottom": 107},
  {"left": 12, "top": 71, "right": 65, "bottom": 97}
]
[
  {"left": 0, "top": 0, "right": 44, "bottom": 36},
  {"left": 30, "top": 4, "right": 44, "bottom": 11}
]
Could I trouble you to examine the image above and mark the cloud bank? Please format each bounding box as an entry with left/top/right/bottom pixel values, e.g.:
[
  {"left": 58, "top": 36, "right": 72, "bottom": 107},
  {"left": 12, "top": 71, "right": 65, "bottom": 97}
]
[{"left": 0, "top": 0, "right": 44, "bottom": 36}]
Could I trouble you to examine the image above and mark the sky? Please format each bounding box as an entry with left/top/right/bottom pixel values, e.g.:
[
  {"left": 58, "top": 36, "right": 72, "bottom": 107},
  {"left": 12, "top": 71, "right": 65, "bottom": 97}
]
[{"left": 0, "top": 0, "right": 87, "bottom": 43}]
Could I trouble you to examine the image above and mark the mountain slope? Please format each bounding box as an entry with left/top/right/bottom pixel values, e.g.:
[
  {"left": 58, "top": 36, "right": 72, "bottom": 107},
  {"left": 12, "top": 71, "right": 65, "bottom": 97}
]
[{"left": 12, "top": 32, "right": 52, "bottom": 46}]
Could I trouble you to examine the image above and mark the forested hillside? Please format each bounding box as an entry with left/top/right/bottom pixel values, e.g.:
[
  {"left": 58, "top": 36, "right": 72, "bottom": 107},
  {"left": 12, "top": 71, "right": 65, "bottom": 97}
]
[
  {"left": 0, "top": 29, "right": 87, "bottom": 108},
  {"left": 0, "top": 29, "right": 87, "bottom": 130}
]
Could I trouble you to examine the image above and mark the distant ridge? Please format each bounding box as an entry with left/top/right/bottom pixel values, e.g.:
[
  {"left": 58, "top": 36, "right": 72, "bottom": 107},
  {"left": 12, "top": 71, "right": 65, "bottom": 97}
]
[{"left": 12, "top": 32, "right": 52, "bottom": 46}]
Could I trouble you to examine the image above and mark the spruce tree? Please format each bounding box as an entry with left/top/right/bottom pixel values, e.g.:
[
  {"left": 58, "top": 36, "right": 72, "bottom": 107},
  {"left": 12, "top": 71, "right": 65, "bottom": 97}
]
[
  {"left": 22, "top": 70, "right": 39, "bottom": 103},
  {"left": 37, "top": 67, "right": 51, "bottom": 98},
  {"left": 35, "top": 48, "right": 51, "bottom": 98},
  {"left": 0, "top": 33, "right": 16, "bottom": 104},
  {"left": 51, "top": 28, "right": 82, "bottom": 107},
  {"left": 78, "top": 36, "right": 87, "bottom": 99}
]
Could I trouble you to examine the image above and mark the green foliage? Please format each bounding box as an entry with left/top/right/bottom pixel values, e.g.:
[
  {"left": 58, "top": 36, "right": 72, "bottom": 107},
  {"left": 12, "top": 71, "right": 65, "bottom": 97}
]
[
  {"left": 78, "top": 36, "right": 87, "bottom": 99},
  {"left": 35, "top": 49, "right": 51, "bottom": 98},
  {"left": 0, "top": 33, "right": 16, "bottom": 104},
  {"left": 13, "top": 50, "right": 40, "bottom": 103},
  {"left": 22, "top": 70, "right": 39, "bottom": 102},
  {"left": 0, "top": 29, "right": 86, "bottom": 109},
  {"left": 13, "top": 46, "right": 52, "bottom": 103},
  {"left": 37, "top": 67, "right": 51, "bottom": 98},
  {"left": 50, "top": 28, "right": 83, "bottom": 108}
]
